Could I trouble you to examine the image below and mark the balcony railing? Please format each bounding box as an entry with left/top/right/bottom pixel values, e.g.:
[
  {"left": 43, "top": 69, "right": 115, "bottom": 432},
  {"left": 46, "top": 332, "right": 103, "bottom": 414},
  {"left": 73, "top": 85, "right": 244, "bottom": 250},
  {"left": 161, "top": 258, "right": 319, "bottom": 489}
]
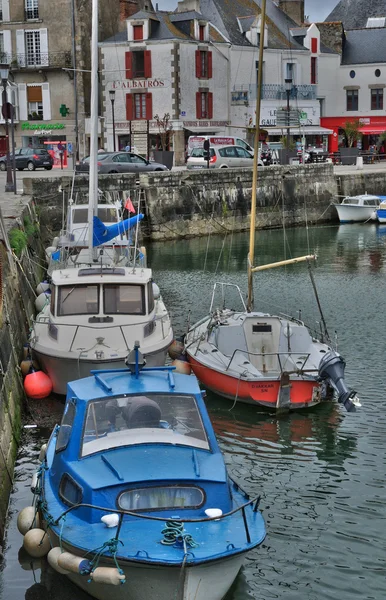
[
  {"left": 261, "top": 84, "right": 317, "bottom": 100},
  {"left": 4, "top": 51, "right": 72, "bottom": 69}
]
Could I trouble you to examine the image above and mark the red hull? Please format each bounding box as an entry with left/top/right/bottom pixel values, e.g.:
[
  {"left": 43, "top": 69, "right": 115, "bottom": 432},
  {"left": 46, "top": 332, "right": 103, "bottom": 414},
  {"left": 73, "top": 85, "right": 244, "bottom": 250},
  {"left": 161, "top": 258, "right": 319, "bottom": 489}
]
[{"left": 188, "top": 356, "right": 320, "bottom": 410}]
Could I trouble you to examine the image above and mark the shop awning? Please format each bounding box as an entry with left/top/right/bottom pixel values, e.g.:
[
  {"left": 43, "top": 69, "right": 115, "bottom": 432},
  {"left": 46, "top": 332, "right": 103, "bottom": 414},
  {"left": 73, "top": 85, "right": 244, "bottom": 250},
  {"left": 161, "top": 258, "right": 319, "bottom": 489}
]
[{"left": 359, "top": 125, "right": 386, "bottom": 134}]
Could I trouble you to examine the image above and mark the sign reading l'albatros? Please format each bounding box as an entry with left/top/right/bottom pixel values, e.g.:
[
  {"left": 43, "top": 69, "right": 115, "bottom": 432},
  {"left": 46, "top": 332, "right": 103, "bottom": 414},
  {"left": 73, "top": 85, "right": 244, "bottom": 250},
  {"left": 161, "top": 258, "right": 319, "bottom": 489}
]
[{"left": 111, "top": 79, "right": 169, "bottom": 89}]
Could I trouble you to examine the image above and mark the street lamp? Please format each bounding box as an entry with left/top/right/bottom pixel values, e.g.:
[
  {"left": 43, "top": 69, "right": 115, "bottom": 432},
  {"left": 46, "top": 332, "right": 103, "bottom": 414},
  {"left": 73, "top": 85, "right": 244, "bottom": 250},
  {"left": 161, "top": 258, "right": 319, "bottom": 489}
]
[
  {"left": 109, "top": 89, "right": 116, "bottom": 152},
  {"left": 0, "top": 63, "right": 14, "bottom": 192},
  {"left": 285, "top": 77, "right": 292, "bottom": 159}
]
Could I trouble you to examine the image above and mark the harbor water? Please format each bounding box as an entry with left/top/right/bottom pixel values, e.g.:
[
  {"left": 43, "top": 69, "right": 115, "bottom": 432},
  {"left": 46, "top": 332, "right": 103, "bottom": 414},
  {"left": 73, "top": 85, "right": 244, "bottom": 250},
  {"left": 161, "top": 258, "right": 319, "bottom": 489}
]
[{"left": 1, "top": 223, "right": 385, "bottom": 600}]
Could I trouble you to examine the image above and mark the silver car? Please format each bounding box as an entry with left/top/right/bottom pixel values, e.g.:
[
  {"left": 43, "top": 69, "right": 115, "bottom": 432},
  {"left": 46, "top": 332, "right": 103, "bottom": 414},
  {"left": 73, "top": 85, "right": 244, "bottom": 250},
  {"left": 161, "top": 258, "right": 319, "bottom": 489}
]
[
  {"left": 186, "top": 145, "right": 264, "bottom": 169},
  {"left": 77, "top": 152, "right": 169, "bottom": 173}
]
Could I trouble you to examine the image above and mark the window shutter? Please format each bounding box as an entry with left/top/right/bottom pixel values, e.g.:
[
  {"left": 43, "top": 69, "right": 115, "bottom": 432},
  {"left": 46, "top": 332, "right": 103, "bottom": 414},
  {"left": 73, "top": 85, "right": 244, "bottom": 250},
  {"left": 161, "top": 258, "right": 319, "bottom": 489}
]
[
  {"left": 42, "top": 83, "right": 51, "bottom": 120},
  {"left": 2, "top": 0, "right": 10, "bottom": 22},
  {"left": 144, "top": 50, "right": 152, "bottom": 78},
  {"left": 145, "top": 92, "right": 152, "bottom": 119},
  {"left": 126, "top": 94, "right": 133, "bottom": 120},
  {"left": 196, "top": 92, "right": 201, "bottom": 118},
  {"left": 208, "top": 51, "right": 213, "bottom": 79},
  {"left": 208, "top": 92, "right": 213, "bottom": 119},
  {"left": 18, "top": 83, "right": 28, "bottom": 120},
  {"left": 3, "top": 30, "right": 12, "bottom": 62},
  {"left": 125, "top": 52, "right": 133, "bottom": 79},
  {"left": 27, "top": 85, "right": 43, "bottom": 102},
  {"left": 195, "top": 50, "right": 201, "bottom": 78},
  {"left": 16, "top": 30, "right": 26, "bottom": 66},
  {"left": 40, "top": 28, "right": 49, "bottom": 66},
  {"left": 311, "top": 37, "right": 318, "bottom": 53},
  {"left": 133, "top": 25, "right": 143, "bottom": 41}
]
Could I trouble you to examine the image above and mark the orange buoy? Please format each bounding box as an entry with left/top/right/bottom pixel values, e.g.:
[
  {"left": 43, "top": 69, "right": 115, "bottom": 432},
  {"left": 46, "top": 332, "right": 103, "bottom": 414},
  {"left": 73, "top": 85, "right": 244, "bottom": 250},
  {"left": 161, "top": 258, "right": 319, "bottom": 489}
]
[
  {"left": 171, "top": 359, "right": 191, "bottom": 375},
  {"left": 168, "top": 339, "right": 185, "bottom": 360},
  {"left": 24, "top": 369, "right": 53, "bottom": 399}
]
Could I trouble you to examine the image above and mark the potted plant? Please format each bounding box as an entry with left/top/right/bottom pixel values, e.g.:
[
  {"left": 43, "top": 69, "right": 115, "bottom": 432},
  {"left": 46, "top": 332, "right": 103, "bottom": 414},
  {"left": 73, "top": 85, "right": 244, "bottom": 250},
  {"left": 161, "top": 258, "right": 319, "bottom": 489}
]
[
  {"left": 340, "top": 119, "right": 361, "bottom": 165},
  {"left": 152, "top": 113, "right": 174, "bottom": 169}
]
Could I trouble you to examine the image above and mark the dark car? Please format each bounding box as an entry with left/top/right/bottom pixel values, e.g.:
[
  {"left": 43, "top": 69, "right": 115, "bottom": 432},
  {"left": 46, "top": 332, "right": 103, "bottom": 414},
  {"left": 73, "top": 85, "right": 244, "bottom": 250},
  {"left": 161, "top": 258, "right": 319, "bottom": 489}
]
[
  {"left": 0, "top": 148, "right": 54, "bottom": 171},
  {"left": 76, "top": 151, "right": 169, "bottom": 174}
]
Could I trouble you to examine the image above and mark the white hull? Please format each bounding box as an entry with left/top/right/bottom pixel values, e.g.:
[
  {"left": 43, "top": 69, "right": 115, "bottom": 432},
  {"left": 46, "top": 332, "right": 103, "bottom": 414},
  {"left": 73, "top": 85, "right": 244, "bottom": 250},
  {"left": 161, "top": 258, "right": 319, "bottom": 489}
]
[
  {"left": 334, "top": 204, "right": 377, "bottom": 223},
  {"left": 33, "top": 345, "right": 170, "bottom": 395}
]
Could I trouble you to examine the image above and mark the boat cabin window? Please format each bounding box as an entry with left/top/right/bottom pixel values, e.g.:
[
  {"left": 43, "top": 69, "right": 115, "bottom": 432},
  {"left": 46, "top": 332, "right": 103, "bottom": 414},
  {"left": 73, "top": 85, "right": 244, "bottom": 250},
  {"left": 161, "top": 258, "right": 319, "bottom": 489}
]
[
  {"left": 72, "top": 207, "right": 118, "bottom": 224},
  {"left": 343, "top": 198, "right": 359, "bottom": 205},
  {"left": 56, "top": 400, "right": 76, "bottom": 452},
  {"left": 118, "top": 485, "right": 204, "bottom": 512},
  {"left": 57, "top": 285, "right": 99, "bottom": 316},
  {"left": 103, "top": 284, "right": 145, "bottom": 315},
  {"left": 363, "top": 198, "right": 379, "bottom": 206},
  {"left": 81, "top": 394, "right": 209, "bottom": 457},
  {"left": 59, "top": 473, "right": 83, "bottom": 506}
]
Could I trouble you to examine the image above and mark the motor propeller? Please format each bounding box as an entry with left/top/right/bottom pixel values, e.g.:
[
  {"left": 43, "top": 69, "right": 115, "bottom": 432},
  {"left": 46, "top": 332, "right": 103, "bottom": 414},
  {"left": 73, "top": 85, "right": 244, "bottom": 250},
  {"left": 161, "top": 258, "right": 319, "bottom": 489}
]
[{"left": 318, "top": 351, "right": 361, "bottom": 412}]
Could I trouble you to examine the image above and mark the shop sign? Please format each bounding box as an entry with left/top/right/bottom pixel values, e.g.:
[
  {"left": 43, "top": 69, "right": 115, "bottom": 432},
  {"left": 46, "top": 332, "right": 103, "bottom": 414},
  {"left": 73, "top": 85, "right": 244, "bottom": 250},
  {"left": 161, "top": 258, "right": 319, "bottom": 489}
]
[
  {"left": 21, "top": 122, "right": 65, "bottom": 131},
  {"left": 111, "top": 79, "right": 169, "bottom": 89},
  {"left": 183, "top": 121, "right": 230, "bottom": 127},
  {"left": 260, "top": 105, "right": 319, "bottom": 127},
  {"left": 231, "top": 90, "right": 249, "bottom": 105},
  {"left": 33, "top": 130, "right": 53, "bottom": 136}
]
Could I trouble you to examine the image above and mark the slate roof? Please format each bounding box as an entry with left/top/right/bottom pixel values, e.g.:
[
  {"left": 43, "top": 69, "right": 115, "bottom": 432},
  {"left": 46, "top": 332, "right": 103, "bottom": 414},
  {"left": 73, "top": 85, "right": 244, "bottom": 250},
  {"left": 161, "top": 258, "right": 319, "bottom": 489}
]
[
  {"left": 342, "top": 27, "right": 386, "bottom": 64},
  {"left": 326, "top": 0, "right": 386, "bottom": 30}
]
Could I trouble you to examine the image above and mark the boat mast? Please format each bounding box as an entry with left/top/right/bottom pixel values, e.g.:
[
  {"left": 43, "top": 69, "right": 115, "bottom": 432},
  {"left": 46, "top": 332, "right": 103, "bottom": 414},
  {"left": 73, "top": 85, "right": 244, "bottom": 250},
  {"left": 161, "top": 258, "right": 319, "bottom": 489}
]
[
  {"left": 87, "top": 0, "right": 99, "bottom": 260},
  {"left": 247, "top": 0, "right": 267, "bottom": 312}
]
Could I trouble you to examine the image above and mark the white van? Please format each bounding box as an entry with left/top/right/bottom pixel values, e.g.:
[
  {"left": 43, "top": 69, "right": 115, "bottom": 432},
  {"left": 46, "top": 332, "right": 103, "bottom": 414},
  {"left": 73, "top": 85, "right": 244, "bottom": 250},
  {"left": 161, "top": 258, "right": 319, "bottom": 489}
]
[{"left": 187, "top": 135, "right": 254, "bottom": 158}]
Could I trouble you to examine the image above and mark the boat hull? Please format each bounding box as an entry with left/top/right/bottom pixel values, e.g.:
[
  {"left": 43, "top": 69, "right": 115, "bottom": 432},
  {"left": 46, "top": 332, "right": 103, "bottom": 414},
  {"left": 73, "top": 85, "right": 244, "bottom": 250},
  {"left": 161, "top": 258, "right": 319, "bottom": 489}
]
[
  {"left": 188, "top": 355, "right": 321, "bottom": 410},
  {"left": 33, "top": 347, "right": 169, "bottom": 395},
  {"left": 334, "top": 204, "right": 377, "bottom": 223},
  {"left": 377, "top": 208, "right": 386, "bottom": 223}
]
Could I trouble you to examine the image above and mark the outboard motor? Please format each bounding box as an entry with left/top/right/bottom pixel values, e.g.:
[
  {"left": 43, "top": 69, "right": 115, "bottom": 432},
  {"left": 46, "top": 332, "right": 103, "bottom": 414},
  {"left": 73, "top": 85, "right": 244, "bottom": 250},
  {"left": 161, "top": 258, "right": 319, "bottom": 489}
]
[{"left": 319, "top": 351, "right": 360, "bottom": 413}]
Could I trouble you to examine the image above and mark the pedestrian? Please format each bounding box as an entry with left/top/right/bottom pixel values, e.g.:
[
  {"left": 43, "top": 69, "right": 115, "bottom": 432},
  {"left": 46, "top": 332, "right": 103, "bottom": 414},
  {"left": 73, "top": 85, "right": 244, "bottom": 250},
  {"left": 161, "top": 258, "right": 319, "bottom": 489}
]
[
  {"left": 125, "top": 143, "right": 131, "bottom": 152},
  {"left": 57, "top": 142, "right": 65, "bottom": 170}
]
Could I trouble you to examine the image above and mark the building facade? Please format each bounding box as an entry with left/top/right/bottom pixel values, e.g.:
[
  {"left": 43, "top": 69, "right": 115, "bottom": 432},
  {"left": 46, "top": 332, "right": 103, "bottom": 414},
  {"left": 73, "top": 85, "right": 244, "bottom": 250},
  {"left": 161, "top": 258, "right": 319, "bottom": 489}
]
[{"left": 100, "top": 0, "right": 340, "bottom": 164}]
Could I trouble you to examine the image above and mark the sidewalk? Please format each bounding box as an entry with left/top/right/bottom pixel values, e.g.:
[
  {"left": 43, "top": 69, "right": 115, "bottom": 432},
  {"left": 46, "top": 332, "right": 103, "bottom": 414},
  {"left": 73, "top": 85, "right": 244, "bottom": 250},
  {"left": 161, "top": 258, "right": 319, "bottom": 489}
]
[{"left": 334, "top": 162, "right": 386, "bottom": 175}]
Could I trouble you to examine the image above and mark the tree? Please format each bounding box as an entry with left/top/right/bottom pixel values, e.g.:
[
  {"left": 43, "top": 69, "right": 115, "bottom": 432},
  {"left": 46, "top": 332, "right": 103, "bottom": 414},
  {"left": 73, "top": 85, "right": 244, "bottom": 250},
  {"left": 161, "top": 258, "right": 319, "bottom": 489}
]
[
  {"left": 153, "top": 113, "right": 174, "bottom": 151},
  {"left": 342, "top": 119, "right": 362, "bottom": 148}
]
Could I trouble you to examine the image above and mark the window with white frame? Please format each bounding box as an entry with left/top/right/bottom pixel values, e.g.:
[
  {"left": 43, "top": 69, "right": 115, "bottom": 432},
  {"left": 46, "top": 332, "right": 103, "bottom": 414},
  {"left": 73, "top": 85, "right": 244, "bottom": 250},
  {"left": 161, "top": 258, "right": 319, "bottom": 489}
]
[
  {"left": 25, "top": 31, "right": 41, "bottom": 65},
  {"left": 134, "top": 93, "right": 146, "bottom": 119},
  {"left": 25, "top": 0, "right": 39, "bottom": 20}
]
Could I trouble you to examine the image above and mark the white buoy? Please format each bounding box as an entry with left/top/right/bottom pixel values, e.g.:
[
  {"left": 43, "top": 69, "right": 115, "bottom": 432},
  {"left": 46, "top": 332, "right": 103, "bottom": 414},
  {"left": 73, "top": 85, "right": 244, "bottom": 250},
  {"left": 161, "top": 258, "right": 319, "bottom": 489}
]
[
  {"left": 152, "top": 282, "right": 160, "bottom": 299},
  {"left": 101, "top": 513, "right": 120, "bottom": 528},
  {"left": 38, "top": 444, "right": 47, "bottom": 462},
  {"left": 47, "top": 547, "right": 70, "bottom": 574},
  {"left": 90, "top": 567, "right": 125, "bottom": 585},
  {"left": 36, "top": 282, "right": 50, "bottom": 295},
  {"left": 52, "top": 236, "right": 59, "bottom": 248},
  {"left": 45, "top": 246, "right": 56, "bottom": 261},
  {"left": 23, "top": 528, "right": 50, "bottom": 558},
  {"left": 168, "top": 340, "right": 184, "bottom": 360},
  {"left": 172, "top": 359, "right": 191, "bottom": 375},
  {"left": 31, "top": 472, "right": 39, "bottom": 493},
  {"left": 35, "top": 291, "right": 51, "bottom": 312},
  {"left": 58, "top": 552, "right": 88, "bottom": 574},
  {"left": 17, "top": 507, "right": 40, "bottom": 536}
]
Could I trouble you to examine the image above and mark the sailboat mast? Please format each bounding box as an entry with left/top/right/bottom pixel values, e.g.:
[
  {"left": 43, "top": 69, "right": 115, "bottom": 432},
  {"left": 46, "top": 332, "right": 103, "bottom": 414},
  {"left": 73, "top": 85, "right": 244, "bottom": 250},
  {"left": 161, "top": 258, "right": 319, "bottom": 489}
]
[
  {"left": 88, "top": 0, "right": 99, "bottom": 258},
  {"left": 247, "top": 0, "right": 267, "bottom": 312}
]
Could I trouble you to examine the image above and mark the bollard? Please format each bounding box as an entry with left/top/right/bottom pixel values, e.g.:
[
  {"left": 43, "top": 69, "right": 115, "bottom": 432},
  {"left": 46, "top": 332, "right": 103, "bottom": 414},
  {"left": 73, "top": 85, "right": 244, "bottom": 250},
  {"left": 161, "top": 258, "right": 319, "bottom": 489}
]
[{"left": 356, "top": 156, "right": 363, "bottom": 170}]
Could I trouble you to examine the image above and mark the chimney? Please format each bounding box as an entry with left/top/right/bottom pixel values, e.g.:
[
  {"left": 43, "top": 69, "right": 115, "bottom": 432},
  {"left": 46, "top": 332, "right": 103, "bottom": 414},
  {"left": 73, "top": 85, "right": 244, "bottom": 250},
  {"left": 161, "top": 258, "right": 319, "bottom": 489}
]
[
  {"left": 278, "top": 0, "right": 304, "bottom": 25},
  {"left": 177, "top": 0, "right": 201, "bottom": 13}
]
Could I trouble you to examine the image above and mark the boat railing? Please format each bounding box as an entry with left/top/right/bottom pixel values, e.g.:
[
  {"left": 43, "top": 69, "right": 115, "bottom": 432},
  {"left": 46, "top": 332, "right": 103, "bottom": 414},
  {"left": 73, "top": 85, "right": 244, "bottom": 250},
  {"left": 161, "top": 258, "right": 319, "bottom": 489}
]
[
  {"left": 225, "top": 348, "right": 316, "bottom": 375},
  {"left": 209, "top": 282, "right": 246, "bottom": 314},
  {"left": 51, "top": 492, "right": 262, "bottom": 546}
]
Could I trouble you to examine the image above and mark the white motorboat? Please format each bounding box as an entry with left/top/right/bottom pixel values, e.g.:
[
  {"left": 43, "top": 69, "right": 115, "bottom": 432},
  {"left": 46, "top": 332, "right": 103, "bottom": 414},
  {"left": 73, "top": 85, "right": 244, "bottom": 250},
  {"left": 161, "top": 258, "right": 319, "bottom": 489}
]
[{"left": 333, "top": 194, "right": 380, "bottom": 223}]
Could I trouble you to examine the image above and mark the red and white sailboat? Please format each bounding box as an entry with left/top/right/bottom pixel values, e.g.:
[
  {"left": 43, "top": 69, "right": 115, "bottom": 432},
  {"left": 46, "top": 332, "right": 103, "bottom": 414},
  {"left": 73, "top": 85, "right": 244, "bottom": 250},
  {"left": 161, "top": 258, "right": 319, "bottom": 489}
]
[{"left": 185, "top": 3, "right": 359, "bottom": 413}]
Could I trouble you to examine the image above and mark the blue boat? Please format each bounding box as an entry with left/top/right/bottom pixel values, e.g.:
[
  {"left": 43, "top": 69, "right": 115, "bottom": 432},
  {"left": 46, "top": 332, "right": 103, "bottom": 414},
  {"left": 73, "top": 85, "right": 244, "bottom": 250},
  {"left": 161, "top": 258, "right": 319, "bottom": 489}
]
[{"left": 19, "top": 345, "right": 266, "bottom": 600}]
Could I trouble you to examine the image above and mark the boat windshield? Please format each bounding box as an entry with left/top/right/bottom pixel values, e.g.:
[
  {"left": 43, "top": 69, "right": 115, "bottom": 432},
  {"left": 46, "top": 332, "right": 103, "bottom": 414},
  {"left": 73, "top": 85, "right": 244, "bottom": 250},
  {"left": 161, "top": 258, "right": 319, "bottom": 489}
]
[
  {"left": 81, "top": 394, "right": 209, "bottom": 456},
  {"left": 57, "top": 284, "right": 99, "bottom": 316},
  {"left": 72, "top": 207, "right": 119, "bottom": 224},
  {"left": 342, "top": 198, "right": 359, "bottom": 205}
]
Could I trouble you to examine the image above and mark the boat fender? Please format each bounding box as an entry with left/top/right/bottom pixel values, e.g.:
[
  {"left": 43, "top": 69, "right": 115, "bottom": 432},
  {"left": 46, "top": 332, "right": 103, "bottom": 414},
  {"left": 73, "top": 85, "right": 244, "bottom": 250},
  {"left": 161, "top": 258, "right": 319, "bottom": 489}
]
[
  {"left": 90, "top": 567, "right": 126, "bottom": 585},
  {"left": 36, "top": 281, "right": 51, "bottom": 295},
  {"left": 30, "top": 472, "right": 38, "bottom": 493},
  {"left": 58, "top": 552, "right": 91, "bottom": 574},
  {"left": 39, "top": 444, "right": 47, "bottom": 462},
  {"left": 45, "top": 246, "right": 56, "bottom": 261},
  {"left": 35, "top": 291, "right": 51, "bottom": 313},
  {"left": 47, "top": 547, "right": 70, "bottom": 574},
  {"left": 17, "top": 507, "right": 40, "bottom": 535},
  {"left": 101, "top": 513, "right": 120, "bottom": 528},
  {"left": 52, "top": 236, "right": 59, "bottom": 248},
  {"left": 23, "top": 528, "right": 51, "bottom": 558},
  {"left": 20, "top": 359, "right": 39, "bottom": 378},
  {"left": 152, "top": 282, "right": 160, "bottom": 299},
  {"left": 168, "top": 339, "right": 185, "bottom": 360},
  {"left": 23, "top": 343, "right": 31, "bottom": 359},
  {"left": 171, "top": 359, "right": 191, "bottom": 375},
  {"left": 24, "top": 369, "right": 53, "bottom": 400}
]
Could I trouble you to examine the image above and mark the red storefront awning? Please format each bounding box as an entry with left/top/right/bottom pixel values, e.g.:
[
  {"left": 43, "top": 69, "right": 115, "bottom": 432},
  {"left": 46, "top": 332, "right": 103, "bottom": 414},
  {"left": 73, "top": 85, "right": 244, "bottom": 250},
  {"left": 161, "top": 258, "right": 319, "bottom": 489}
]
[{"left": 359, "top": 125, "right": 386, "bottom": 134}]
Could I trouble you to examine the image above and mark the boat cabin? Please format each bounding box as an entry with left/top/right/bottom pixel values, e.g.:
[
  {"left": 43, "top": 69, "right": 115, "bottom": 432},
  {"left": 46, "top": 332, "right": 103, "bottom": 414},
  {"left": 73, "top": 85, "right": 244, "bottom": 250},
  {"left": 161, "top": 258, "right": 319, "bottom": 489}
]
[
  {"left": 47, "top": 369, "right": 231, "bottom": 520},
  {"left": 66, "top": 203, "right": 126, "bottom": 245}
]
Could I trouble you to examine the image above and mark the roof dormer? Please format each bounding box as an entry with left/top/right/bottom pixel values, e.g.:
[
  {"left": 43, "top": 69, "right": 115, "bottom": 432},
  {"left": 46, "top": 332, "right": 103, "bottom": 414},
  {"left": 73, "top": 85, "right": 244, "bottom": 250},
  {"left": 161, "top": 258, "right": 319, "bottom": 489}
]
[
  {"left": 244, "top": 16, "right": 268, "bottom": 47},
  {"left": 127, "top": 12, "right": 156, "bottom": 42}
]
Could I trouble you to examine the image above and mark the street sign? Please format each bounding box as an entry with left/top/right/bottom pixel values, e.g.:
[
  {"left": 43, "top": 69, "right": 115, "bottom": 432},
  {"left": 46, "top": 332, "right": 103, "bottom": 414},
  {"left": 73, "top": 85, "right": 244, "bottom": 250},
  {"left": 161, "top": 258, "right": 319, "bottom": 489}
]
[{"left": 1, "top": 102, "right": 13, "bottom": 120}]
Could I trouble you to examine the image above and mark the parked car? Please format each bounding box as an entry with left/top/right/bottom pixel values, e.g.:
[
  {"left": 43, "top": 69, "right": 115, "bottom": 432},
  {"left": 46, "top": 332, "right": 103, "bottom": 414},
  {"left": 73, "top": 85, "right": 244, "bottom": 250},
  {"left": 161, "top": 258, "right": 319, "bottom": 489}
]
[
  {"left": 0, "top": 148, "right": 53, "bottom": 171},
  {"left": 76, "top": 152, "right": 169, "bottom": 174},
  {"left": 186, "top": 135, "right": 254, "bottom": 158},
  {"left": 186, "top": 145, "right": 264, "bottom": 170}
]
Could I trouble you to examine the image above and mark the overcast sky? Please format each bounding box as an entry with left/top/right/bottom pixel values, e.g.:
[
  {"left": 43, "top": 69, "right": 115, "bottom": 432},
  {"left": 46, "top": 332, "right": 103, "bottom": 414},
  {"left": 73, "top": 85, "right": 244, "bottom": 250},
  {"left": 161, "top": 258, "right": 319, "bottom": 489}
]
[{"left": 155, "top": 0, "right": 340, "bottom": 22}]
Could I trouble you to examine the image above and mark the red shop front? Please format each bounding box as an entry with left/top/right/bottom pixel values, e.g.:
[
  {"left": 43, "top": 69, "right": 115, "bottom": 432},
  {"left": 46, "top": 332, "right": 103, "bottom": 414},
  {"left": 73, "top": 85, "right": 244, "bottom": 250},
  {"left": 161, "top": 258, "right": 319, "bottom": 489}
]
[{"left": 321, "top": 116, "right": 386, "bottom": 153}]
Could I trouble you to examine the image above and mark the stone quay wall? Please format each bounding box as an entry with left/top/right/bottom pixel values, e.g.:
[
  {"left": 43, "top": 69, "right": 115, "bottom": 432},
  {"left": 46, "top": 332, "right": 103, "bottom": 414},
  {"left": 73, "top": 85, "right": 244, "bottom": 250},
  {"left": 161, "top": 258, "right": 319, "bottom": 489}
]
[{"left": 0, "top": 195, "right": 43, "bottom": 542}]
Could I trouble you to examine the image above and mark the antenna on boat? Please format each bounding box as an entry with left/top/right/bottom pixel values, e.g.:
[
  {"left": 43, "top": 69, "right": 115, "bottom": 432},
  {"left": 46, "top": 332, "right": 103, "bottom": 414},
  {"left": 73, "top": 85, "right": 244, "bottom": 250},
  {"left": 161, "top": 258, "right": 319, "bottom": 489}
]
[
  {"left": 87, "top": 0, "right": 99, "bottom": 262},
  {"left": 247, "top": 0, "right": 267, "bottom": 312}
]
